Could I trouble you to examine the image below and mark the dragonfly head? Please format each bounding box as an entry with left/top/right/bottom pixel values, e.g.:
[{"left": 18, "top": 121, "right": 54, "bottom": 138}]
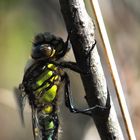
[{"left": 31, "top": 32, "right": 68, "bottom": 60}]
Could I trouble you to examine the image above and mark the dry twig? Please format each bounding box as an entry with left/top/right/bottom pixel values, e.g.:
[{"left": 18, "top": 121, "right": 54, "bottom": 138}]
[{"left": 59, "top": 0, "right": 125, "bottom": 139}]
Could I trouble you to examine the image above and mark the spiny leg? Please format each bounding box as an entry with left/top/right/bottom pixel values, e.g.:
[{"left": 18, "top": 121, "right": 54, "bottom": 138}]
[
  {"left": 47, "top": 41, "right": 96, "bottom": 75},
  {"left": 63, "top": 72, "right": 111, "bottom": 116},
  {"left": 55, "top": 33, "right": 71, "bottom": 59},
  {"left": 48, "top": 60, "right": 87, "bottom": 74}
]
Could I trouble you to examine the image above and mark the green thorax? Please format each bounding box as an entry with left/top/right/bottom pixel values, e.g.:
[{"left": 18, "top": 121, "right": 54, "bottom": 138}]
[{"left": 33, "top": 64, "right": 61, "bottom": 103}]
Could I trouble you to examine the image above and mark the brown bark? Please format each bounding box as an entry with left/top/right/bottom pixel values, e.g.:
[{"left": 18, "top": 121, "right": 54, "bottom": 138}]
[{"left": 59, "top": 0, "right": 125, "bottom": 139}]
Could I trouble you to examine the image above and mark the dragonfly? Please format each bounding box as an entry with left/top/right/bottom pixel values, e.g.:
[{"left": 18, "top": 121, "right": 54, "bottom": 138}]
[{"left": 14, "top": 32, "right": 109, "bottom": 140}]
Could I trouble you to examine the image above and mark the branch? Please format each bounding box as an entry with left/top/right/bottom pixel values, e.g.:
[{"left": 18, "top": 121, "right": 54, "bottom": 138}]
[{"left": 59, "top": 0, "right": 125, "bottom": 139}]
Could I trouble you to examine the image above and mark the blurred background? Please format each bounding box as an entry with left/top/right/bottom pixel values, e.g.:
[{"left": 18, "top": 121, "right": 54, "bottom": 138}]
[{"left": 0, "top": 0, "right": 139, "bottom": 139}]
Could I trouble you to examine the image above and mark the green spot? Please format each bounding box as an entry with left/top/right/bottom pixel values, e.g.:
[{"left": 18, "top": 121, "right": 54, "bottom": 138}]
[
  {"left": 48, "top": 137, "right": 52, "bottom": 140},
  {"left": 48, "top": 64, "right": 57, "bottom": 70},
  {"left": 48, "top": 64, "right": 54, "bottom": 68},
  {"left": 36, "top": 70, "right": 53, "bottom": 86},
  {"left": 48, "top": 121, "right": 55, "bottom": 129},
  {"left": 43, "top": 85, "right": 57, "bottom": 102}
]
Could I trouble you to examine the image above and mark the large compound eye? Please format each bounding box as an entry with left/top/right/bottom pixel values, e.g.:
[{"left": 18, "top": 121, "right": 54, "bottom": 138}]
[
  {"left": 41, "top": 44, "right": 52, "bottom": 56},
  {"left": 40, "top": 44, "right": 55, "bottom": 57}
]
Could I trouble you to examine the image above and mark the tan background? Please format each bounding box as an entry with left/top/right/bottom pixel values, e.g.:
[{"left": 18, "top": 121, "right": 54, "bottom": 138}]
[{"left": 0, "top": 0, "right": 139, "bottom": 139}]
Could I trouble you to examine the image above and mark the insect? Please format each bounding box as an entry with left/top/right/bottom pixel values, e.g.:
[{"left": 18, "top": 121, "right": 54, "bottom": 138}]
[{"left": 15, "top": 32, "right": 110, "bottom": 140}]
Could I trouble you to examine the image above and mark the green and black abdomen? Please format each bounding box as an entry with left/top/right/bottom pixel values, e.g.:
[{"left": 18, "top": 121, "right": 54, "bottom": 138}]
[{"left": 24, "top": 63, "right": 62, "bottom": 140}]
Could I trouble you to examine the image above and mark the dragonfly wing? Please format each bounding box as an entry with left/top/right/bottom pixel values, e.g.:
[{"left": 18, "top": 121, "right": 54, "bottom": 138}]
[
  {"left": 32, "top": 107, "right": 42, "bottom": 140},
  {"left": 14, "top": 86, "right": 27, "bottom": 126}
]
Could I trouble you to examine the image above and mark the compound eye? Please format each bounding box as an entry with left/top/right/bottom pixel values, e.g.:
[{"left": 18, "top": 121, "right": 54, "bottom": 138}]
[{"left": 40, "top": 44, "right": 54, "bottom": 57}]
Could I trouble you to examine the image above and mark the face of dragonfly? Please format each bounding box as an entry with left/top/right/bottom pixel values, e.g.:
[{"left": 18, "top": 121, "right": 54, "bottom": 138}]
[{"left": 32, "top": 32, "right": 68, "bottom": 60}]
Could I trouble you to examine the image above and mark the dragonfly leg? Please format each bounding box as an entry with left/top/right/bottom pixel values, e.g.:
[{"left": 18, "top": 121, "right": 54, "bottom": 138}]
[{"left": 63, "top": 72, "right": 111, "bottom": 116}]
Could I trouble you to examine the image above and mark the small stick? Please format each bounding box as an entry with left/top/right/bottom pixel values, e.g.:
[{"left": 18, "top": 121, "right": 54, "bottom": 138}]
[
  {"left": 59, "top": 0, "right": 125, "bottom": 139},
  {"left": 90, "top": 0, "right": 136, "bottom": 140}
]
